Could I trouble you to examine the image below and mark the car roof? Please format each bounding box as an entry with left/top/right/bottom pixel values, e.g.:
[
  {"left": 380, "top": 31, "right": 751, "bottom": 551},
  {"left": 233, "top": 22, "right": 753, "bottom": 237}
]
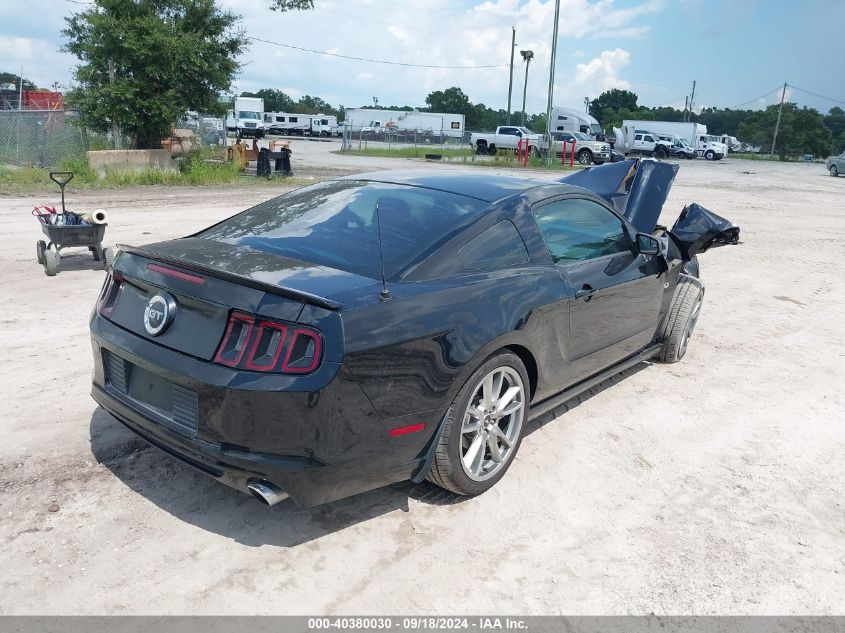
[{"left": 335, "top": 169, "right": 573, "bottom": 203}]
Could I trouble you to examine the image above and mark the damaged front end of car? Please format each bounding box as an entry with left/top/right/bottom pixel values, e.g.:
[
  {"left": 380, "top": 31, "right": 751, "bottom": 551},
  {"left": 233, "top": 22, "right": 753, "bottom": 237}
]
[{"left": 561, "top": 158, "right": 741, "bottom": 263}]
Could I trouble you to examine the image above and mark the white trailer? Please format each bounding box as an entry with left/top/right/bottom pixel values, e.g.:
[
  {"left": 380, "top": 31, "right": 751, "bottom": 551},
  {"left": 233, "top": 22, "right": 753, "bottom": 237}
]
[
  {"left": 225, "top": 96, "right": 265, "bottom": 138},
  {"left": 550, "top": 107, "right": 605, "bottom": 140},
  {"left": 263, "top": 112, "right": 337, "bottom": 137},
  {"left": 621, "top": 120, "right": 727, "bottom": 160},
  {"left": 342, "top": 108, "right": 465, "bottom": 138}
]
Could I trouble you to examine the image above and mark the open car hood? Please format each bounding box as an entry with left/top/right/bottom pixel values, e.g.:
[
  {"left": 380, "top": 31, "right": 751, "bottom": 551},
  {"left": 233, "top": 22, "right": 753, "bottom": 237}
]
[{"left": 560, "top": 158, "right": 740, "bottom": 260}]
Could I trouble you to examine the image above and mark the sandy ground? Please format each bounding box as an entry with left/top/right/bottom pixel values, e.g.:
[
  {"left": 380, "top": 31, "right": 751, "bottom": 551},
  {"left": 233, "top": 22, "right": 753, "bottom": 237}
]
[{"left": 1, "top": 146, "right": 844, "bottom": 615}]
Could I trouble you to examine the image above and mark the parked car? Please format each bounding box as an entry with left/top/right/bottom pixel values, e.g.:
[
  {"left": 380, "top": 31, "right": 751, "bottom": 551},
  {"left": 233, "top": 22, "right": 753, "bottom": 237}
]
[
  {"left": 90, "top": 162, "right": 739, "bottom": 508},
  {"left": 826, "top": 151, "right": 845, "bottom": 176},
  {"left": 551, "top": 131, "right": 612, "bottom": 165}
]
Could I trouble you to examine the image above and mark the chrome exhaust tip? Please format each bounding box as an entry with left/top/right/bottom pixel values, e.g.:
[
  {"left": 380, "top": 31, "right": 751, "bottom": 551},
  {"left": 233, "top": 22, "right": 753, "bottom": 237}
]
[{"left": 247, "top": 479, "right": 289, "bottom": 507}]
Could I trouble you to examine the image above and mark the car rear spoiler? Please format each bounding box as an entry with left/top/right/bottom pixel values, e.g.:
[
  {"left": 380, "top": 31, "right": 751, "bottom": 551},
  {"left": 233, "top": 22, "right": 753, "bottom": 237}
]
[{"left": 115, "top": 244, "right": 342, "bottom": 311}]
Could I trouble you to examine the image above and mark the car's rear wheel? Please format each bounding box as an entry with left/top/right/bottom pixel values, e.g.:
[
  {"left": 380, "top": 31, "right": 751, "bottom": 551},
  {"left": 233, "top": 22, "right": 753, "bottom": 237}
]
[
  {"left": 830, "top": 165, "right": 839, "bottom": 177},
  {"left": 658, "top": 274, "right": 704, "bottom": 363},
  {"left": 427, "top": 351, "right": 529, "bottom": 496},
  {"left": 654, "top": 147, "right": 668, "bottom": 160}
]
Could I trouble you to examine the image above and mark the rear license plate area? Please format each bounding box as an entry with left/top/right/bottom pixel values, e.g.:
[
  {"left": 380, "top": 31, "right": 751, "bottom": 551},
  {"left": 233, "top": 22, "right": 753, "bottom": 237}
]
[{"left": 104, "top": 350, "right": 198, "bottom": 436}]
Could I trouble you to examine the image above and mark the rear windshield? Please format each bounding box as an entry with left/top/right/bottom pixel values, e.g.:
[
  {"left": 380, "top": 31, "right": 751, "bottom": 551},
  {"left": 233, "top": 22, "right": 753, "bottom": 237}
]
[{"left": 198, "top": 180, "right": 488, "bottom": 279}]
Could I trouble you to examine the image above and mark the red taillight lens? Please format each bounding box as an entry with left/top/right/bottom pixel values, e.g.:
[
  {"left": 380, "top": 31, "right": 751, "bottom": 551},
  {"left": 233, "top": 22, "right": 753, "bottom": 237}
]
[
  {"left": 282, "top": 329, "right": 322, "bottom": 374},
  {"left": 214, "top": 312, "right": 254, "bottom": 367},
  {"left": 97, "top": 271, "right": 123, "bottom": 318},
  {"left": 214, "top": 312, "right": 321, "bottom": 374}
]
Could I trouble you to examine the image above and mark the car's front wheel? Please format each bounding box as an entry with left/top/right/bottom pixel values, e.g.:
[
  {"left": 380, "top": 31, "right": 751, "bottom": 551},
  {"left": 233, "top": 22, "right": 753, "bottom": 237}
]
[
  {"left": 830, "top": 165, "right": 839, "bottom": 177},
  {"left": 427, "top": 351, "right": 529, "bottom": 496},
  {"left": 577, "top": 149, "right": 592, "bottom": 165},
  {"left": 658, "top": 274, "right": 704, "bottom": 363}
]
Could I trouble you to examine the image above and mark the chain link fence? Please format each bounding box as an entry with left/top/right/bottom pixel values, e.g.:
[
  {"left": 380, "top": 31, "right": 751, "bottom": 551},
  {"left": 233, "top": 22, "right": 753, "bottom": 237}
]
[{"left": 0, "top": 110, "right": 92, "bottom": 168}]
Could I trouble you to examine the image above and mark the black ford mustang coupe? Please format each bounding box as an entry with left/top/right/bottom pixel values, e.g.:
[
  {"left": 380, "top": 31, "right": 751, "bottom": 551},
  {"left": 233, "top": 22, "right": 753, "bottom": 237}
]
[{"left": 90, "top": 159, "right": 739, "bottom": 507}]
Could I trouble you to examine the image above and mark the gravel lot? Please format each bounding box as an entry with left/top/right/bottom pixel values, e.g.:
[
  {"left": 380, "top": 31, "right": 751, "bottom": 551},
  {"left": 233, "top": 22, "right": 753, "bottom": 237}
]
[{"left": 1, "top": 146, "right": 843, "bottom": 614}]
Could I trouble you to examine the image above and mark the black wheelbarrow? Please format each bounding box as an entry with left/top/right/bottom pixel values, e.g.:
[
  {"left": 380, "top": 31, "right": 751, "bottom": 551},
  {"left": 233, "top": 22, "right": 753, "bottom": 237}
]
[{"left": 33, "top": 171, "right": 113, "bottom": 276}]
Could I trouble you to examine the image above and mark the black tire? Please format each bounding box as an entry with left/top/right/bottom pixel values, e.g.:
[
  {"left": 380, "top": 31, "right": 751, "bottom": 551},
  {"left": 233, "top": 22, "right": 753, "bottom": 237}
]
[
  {"left": 43, "top": 249, "right": 59, "bottom": 276},
  {"left": 658, "top": 274, "right": 704, "bottom": 363},
  {"left": 427, "top": 351, "right": 530, "bottom": 496},
  {"left": 36, "top": 240, "right": 46, "bottom": 265},
  {"left": 577, "top": 149, "right": 592, "bottom": 165},
  {"left": 704, "top": 150, "right": 715, "bottom": 161},
  {"left": 830, "top": 165, "right": 839, "bottom": 177},
  {"left": 102, "top": 247, "right": 115, "bottom": 270},
  {"left": 488, "top": 145, "right": 497, "bottom": 156},
  {"left": 90, "top": 246, "right": 100, "bottom": 261},
  {"left": 475, "top": 141, "right": 487, "bottom": 155},
  {"left": 654, "top": 147, "right": 668, "bottom": 160}
]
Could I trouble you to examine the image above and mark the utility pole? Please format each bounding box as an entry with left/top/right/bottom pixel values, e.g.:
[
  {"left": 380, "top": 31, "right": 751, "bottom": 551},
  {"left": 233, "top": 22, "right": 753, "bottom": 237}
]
[
  {"left": 506, "top": 27, "right": 516, "bottom": 125},
  {"left": 520, "top": 50, "right": 534, "bottom": 127},
  {"left": 687, "top": 80, "right": 696, "bottom": 122},
  {"left": 770, "top": 82, "right": 787, "bottom": 159},
  {"left": 108, "top": 59, "right": 121, "bottom": 150},
  {"left": 684, "top": 96, "right": 689, "bottom": 121},
  {"left": 18, "top": 67, "right": 23, "bottom": 110},
  {"left": 544, "top": 0, "right": 561, "bottom": 166}
]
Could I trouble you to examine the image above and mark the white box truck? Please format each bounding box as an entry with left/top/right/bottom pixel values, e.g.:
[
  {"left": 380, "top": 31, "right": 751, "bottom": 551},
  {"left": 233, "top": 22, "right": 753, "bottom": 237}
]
[
  {"left": 342, "top": 108, "right": 465, "bottom": 139},
  {"left": 226, "top": 96, "right": 266, "bottom": 138},
  {"left": 263, "top": 112, "right": 337, "bottom": 137},
  {"left": 620, "top": 120, "right": 727, "bottom": 160}
]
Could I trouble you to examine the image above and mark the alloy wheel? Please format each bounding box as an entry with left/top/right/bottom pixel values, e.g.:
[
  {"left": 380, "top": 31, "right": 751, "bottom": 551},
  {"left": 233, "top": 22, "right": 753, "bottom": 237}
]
[{"left": 459, "top": 366, "right": 526, "bottom": 481}]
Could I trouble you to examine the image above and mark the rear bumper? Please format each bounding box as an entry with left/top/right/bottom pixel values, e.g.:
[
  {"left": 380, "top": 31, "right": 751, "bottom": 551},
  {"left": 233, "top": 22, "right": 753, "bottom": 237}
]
[
  {"left": 93, "top": 384, "right": 422, "bottom": 507},
  {"left": 90, "top": 314, "right": 439, "bottom": 507}
]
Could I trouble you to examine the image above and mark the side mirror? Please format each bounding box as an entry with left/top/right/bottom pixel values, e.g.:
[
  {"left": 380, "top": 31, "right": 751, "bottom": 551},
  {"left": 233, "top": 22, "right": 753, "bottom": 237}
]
[{"left": 636, "top": 233, "right": 661, "bottom": 255}]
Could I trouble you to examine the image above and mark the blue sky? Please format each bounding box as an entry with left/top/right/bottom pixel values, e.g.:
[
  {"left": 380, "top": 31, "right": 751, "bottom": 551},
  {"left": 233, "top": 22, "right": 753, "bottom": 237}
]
[{"left": 1, "top": 0, "right": 843, "bottom": 116}]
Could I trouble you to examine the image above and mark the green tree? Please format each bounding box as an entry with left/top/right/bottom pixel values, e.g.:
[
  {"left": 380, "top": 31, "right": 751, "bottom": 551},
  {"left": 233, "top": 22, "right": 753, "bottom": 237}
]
[
  {"left": 589, "top": 89, "right": 638, "bottom": 122},
  {"left": 269, "top": 0, "right": 313, "bottom": 10},
  {"left": 0, "top": 72, "right": 37, "bottom": 90},
  {"left": 242, "top": 88, "right": 296, "bottom": 113},
  {"left": 824, "top": 107, "right": 845, "bottom": 153},
  {"left": 425, "top": 87, "right": 472, "bottom": 117},
  {"left": 62, "top": 0, "right": 245, "bottom": 148},
  {"left": 738, "top": 103, "right": 832, "bottom": 157}
]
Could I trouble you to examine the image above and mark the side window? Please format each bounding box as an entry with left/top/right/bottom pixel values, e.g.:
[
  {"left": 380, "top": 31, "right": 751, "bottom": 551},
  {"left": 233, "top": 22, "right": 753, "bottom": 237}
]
[
  {"left": 458, "top": 220, "right": 529, "bottom": 271},
  {"left": 500, "top": 127, "right": 515, "bottom": 136},
  {"left": 290, "top": 116, "right": 298, "bottom": 123},
  {"left": 532, "top": 198, "right": 630, "bottom": 264},
  {"left": 644, "top": 135, "right": 654, "bottom": 142},
  {"left": 635, "top": 134, "right": 642, "bottom": 141},
  {"left": 580, "top": 125, "right": 589, "bottom": 134},
  {"left": 276, "top": 116, "right": 285, "bottom": 122}
]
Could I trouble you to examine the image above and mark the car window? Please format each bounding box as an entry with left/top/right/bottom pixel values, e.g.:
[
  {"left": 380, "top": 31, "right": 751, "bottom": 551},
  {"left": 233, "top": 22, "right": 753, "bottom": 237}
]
[
  {"left": 500, "top": 127, "right": 516, "bottom": 136},
  {"left": 532, "top": 198, "right": 630, "bottom": 264},
  {"left": 198, "top": 181, "right": 488, "bottom": 280},
  {"left": 458, "top": 220, "right": 529, "bottom": 271},
  {"left": 635, "top": 134, "right": 642, "bottom": 141}
]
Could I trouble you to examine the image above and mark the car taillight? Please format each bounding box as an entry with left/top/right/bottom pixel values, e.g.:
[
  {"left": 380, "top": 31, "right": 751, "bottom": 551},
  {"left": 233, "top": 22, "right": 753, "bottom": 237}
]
[
  {"left": 97, "top": 271, "right": 123, "bottom": 318},
  {"left": 214, "top": 312, "right": 322, "bottom": 374}
]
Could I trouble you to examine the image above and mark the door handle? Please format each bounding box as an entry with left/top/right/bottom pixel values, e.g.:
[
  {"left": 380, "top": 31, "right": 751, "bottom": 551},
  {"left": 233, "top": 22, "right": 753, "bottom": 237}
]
[{"left": 575, "top": 284, "right": 596, "bottom": 301}]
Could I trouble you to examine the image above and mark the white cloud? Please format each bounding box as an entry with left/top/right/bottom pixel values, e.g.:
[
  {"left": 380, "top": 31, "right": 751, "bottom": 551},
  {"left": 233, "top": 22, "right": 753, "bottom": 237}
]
[
  {"left": 0, "top": 0, "right": 663, "bottom": 113},
  {"left": 573, "top": 49, "right": 632, "bottom": 94}
]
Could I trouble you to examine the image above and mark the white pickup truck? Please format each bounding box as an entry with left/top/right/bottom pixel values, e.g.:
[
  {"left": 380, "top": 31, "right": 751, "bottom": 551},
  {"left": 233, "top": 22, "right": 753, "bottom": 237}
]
[
  {"left": 471, "top": 126, "right": 546, "bottom": 155},
  {"left": 551, "top": 131, "right": 611, "bottom": 165}
]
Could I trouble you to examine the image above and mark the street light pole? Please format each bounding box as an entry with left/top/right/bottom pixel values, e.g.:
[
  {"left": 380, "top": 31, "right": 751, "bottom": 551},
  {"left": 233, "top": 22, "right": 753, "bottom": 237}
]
[
  {"left": 520, "top": 49, "right": 534, "bottom": 127},
  {"left": 544, "top": 0, "right": 561, "bottom": 166},
  {"left": 506, "top": 27, "right": 516, "bottom": 125}
]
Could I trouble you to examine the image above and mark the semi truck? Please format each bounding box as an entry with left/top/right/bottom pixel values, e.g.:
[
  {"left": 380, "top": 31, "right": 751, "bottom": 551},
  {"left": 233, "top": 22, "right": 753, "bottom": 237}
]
[
  {"left": 225, "top": 96, "right": 266, "bottom": 138},
  {"left": 341, "top": 108, "right": 465, "bottom": 139},
  {"left": 620, "top": 120, "right": 727, "bottom": 160},
  {"left": 549, "top": 106, "right": 606, "bottom": 140},
  {"left": 263, "top": 112, "right": 337, "bottom": 136}
]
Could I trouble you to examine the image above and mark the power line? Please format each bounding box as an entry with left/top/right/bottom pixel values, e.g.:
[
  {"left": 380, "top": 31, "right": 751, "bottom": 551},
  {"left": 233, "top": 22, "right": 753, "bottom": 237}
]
[
  {"left": 250, "top": 36, "right": 507, "bottom": 69},
  {"left": 788, "top": 83, "right": 845, "bottom": 107},
  {"left": 730, "top": 85, "right": 782, "bottom": 109},
  {"left": 314, "top": 6, "right": 470, "bottom": 37}
]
